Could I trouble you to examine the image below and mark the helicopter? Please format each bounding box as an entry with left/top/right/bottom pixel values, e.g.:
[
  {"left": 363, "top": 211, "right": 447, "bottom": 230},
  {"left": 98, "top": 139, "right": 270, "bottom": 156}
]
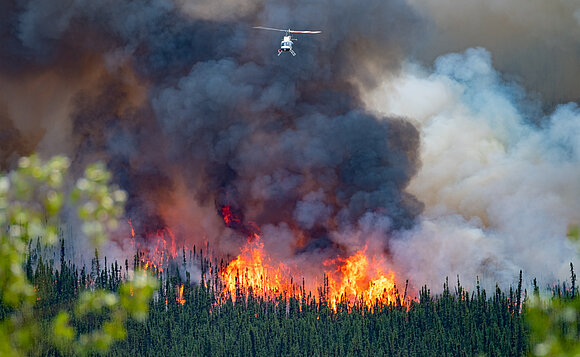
[{"left": 253, "top": 26, "right": 322, "bottom": 56}]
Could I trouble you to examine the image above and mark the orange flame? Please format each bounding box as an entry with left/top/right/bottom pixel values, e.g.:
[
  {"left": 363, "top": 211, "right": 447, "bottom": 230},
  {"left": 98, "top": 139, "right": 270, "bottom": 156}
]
[
  {"left": 128, "top": 219, "right": 135, "bottom": 238},
  {"left": 220, "top": 237, "right": 400, "bottom": 309},
  {"left": 128, "top": 221, "right": 178, "bottom": 273},
  {"left": 221, "top": 234, "right": 295, "bottom": 302},
  {"left": 129, "top": 210, "right": 402, "bottom": 310},
  {"left": 177, "top": 283, "right": 186, "bottom": 305},
  {"left": 324, "top": 248, "right": 398, "bottom": 309}
]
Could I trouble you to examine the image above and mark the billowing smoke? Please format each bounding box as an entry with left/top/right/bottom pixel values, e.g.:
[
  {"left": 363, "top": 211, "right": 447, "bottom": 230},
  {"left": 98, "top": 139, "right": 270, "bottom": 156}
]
[
  {"left": 364, "top": 47, "right": 580, "bottom": 290},
  {"left": 0, "top": 0, "right": 423, "bottom": 283},
  {"left": 2, "top": 0, "right": 579, "bottom": 291}
]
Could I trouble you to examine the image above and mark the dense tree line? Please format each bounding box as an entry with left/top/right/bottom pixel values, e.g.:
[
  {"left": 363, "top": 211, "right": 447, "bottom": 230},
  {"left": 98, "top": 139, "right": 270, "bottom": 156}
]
[{"left": 18, "top": 240, "right": 532, "bottom": 356}]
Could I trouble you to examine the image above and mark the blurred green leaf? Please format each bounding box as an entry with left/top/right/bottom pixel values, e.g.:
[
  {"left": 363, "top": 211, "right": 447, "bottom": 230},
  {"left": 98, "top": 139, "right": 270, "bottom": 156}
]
[{"left": 0, "top": 154, "right": 154, "bottom": 356}]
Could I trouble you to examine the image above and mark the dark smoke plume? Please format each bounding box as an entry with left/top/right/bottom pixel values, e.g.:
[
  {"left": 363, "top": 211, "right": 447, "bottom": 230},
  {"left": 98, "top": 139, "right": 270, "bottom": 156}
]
[{"left": 0, "top": 0, "right": 424, "bottom": 267}]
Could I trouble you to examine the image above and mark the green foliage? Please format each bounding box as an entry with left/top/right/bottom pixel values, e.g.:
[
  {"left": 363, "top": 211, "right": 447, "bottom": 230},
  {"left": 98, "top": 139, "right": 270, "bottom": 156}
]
[
  {"left": 0, "top": 154, "right": 156, "bottom": 356},
  {"left": 51, "top": 272, "right": 157, "bottom": 355},
  {"left": 527, "top": 295, "right": 580, "bottom": 356},
  {"left": 527, "top": 261, "right": 580, "bottom": 356}
]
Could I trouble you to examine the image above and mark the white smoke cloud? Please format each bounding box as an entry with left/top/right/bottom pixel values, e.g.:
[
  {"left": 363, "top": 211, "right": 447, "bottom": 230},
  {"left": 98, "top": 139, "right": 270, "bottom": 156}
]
[{"left": 363, "top": 47, "right": 580, "bottom": 291}]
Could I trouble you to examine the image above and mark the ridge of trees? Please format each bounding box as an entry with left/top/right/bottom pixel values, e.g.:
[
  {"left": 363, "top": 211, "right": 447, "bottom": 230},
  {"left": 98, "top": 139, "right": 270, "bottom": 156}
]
[{"left": 21, "top": 240, "right": 532, "bottom": 356}]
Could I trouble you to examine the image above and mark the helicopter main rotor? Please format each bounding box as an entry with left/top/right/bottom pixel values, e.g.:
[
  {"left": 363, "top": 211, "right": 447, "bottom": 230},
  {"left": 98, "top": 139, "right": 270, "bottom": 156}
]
[
  {"left": 253, "top": 26, "right": 322, "bottom": 36},
  {"left": 253, "top": 26, "right": 322, "bottom": 56}
]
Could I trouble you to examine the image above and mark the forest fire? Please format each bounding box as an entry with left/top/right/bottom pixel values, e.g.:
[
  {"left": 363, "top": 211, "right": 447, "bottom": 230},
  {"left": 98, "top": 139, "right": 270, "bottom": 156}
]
[
  {"left": 128, "top": 222, "right": 180, "bottom": 274},
  {"left": 177, "top": 284, "right": 186, "bottom": 305},
  {"left": 324, "top": 249, "right": 398, "bottom": 309},
  {"left": 220, "top": 233, "right": 295, "bottom": 302},
  {"left": 127, "top": 207, "right": 402, "bottom": 309},
  {"left": 217, "top": 206, "right": 401, "bottom": 309},
  {"left": 221, "top": 206, "right": 241, "bottom": 226}
]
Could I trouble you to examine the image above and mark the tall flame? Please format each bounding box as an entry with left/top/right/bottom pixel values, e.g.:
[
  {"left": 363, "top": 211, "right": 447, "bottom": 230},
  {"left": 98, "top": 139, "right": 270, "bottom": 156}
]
[
  {"left": 177, "top": 283, "right": 185, "bottom": 305},
  {"left": 129, "top": 207, "right": 402, "bottom": 310},
  {"left": 221, "top": 233, "right": 295, "bottom": 302},
  {"left": 218, "top": 207, "right": 401, "bottom": 309},
  {"left": 128, "top": 223, "right": 179, "bottom": 273},
  {"left": 324, "top": 248, "right": 398, "bottom": 309}
]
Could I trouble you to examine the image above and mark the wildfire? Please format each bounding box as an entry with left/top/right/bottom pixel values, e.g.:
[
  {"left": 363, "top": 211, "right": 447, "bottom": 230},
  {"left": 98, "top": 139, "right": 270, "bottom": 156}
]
[
  {"left": 177, "top": 283, "right": 186, "bottom": 305},
  {"left": 142, "top": 259, "right": 162, "bottom": 273},
  {"left": 128, "top": 208, "right": 402, "bottom": 310},
  {"left": 221, "top": 233, "right": 295, "bottom": 302},
  {"left": 127, "top": 221, "right": 179, "bottom": 274},
  {"left": 221, "top": 205, "right": 241, "bottom": 226},
  {"left": 128, "top": 219, "right": 135, "bottom": 238},
  {"left": 220, "top": 239, "right": 400, "bottom": 309},
  {"left": 324, "top": 249, "right": 398, "bottom": 309}
]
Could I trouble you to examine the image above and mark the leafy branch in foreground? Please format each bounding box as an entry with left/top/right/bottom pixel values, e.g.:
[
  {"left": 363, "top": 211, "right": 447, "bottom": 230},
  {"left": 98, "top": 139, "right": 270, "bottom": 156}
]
[
  {"left": 527, "top": 225, "right": 580, "bottom": 357},
  {"left": 0, "top": 155, "right": 156, "bottom": 356}
]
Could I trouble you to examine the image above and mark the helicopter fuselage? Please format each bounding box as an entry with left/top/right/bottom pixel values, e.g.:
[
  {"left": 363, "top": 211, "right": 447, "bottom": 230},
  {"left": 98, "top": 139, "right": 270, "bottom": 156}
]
[
  {"left": 280, "top": 35, "right": 293, "bottom": 52},
  {"left": 253, "top": 26, "right": 320, "bottom": 56}
]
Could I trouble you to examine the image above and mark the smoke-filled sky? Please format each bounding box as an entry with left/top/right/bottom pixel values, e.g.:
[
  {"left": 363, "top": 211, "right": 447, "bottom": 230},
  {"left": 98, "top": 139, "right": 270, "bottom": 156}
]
[{"left": 1, "top": 0, "right": 579, "bottom": 291}]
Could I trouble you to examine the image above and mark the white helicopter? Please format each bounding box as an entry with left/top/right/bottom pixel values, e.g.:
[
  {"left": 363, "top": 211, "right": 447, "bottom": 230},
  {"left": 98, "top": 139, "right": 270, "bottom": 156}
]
[{"left": 253, "top": 26, "right": 322, "bottom": 56}]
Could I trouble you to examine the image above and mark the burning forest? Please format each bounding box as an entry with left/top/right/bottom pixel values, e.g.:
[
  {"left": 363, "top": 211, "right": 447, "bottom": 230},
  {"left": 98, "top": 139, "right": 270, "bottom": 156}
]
[
  {"left": 2, "top": 0, "right": 580, "bottom": 353},
  {"left": 129, "top": 204, "right": 403, "bottom": 310}
]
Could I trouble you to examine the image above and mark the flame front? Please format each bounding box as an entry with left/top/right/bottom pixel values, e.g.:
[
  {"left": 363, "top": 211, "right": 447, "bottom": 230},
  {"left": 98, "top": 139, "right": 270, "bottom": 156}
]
[
  {"left": 128, "top": 223, "right": 180, "bottom": 273},
  {"left": 325, "top": 249, "right": 398, "bottom": 309},
  {"left": 131, "top": 209, "right": 402, "bottom": 309},
  {"left": 220, "top": 241, "right": 399, "bottom": 309},
  {"left": 221, "top": 234, "right": 294, "bottom": 302}
]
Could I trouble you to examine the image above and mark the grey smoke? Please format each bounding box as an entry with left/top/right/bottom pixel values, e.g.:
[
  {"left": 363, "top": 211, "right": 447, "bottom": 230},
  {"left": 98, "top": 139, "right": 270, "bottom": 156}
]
[{"left": 0, "top": 0, "right": 423, "bottom": 279}]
